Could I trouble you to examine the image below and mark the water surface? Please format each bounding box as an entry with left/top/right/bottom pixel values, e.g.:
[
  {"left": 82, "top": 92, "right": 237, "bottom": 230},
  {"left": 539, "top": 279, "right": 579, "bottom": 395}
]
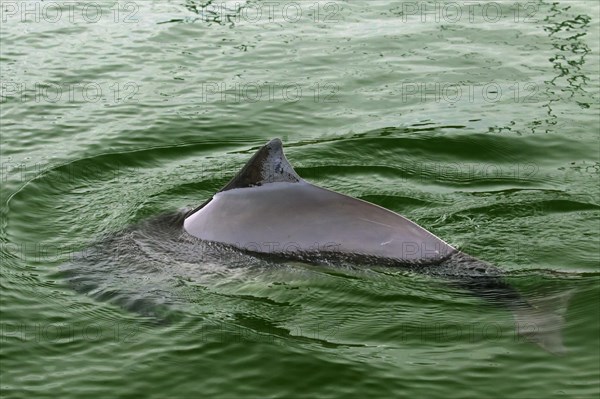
[{"left": 1, "top": 1, "right": 599, "bottom": 398}]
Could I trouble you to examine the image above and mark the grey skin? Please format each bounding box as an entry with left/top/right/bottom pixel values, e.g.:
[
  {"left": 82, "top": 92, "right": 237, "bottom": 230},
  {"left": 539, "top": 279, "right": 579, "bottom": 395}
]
[
  {"left": 185, "top": 138, "right": 454, "bottom": 263},
  {"left": 184, "top": 138, "right": 571, "bottom": 354}
]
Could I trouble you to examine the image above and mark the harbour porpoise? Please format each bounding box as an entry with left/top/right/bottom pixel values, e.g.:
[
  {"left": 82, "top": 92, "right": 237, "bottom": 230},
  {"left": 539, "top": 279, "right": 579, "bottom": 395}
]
[{"left": 183, "top": 138, "right": 572, "bottom": 354}]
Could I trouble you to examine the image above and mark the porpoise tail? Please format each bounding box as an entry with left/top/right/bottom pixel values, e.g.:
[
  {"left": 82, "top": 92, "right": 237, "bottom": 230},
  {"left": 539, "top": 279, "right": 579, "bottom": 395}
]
[
  {"left": 432, "top": 252, "right": 573, "bottom": 355},
  {"left": 512, "top": 289, "right": 574, "bottom": 355}
]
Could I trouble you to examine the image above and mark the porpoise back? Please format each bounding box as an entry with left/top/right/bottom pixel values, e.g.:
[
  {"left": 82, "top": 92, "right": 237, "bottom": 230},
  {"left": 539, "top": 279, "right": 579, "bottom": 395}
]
[{"left": 184, "top": 139, "right": 456, "bottom": 263}]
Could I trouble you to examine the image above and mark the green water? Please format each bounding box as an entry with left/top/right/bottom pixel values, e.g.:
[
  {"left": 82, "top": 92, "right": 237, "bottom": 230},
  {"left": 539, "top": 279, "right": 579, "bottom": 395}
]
[{"left": 1, "top": 1, "right": 599, "bottom": 398}]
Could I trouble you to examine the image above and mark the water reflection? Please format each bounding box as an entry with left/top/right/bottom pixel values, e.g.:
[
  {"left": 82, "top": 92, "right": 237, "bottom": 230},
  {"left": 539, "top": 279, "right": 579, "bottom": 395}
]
[
  {"left": 534, "top": 2, "right": 592, "bottom": 133},
  {"left": 159, "top": 0, "right": 248, "bottom": 26}
]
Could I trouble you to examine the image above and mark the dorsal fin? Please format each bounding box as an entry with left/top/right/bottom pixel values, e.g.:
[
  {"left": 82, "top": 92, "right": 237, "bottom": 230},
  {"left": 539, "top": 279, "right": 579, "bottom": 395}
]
[
  {"left": 185, "top": 139, "right": 301, "bottom": 218},
  {"left": 220, "top": 138, "right": 301, "bottom": 192}
]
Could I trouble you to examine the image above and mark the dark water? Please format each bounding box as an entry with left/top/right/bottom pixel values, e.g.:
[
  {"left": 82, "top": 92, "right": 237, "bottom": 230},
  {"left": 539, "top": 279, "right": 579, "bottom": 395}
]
[{"left": 1, "top": 1, "right": 599, "bottom": 398}]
